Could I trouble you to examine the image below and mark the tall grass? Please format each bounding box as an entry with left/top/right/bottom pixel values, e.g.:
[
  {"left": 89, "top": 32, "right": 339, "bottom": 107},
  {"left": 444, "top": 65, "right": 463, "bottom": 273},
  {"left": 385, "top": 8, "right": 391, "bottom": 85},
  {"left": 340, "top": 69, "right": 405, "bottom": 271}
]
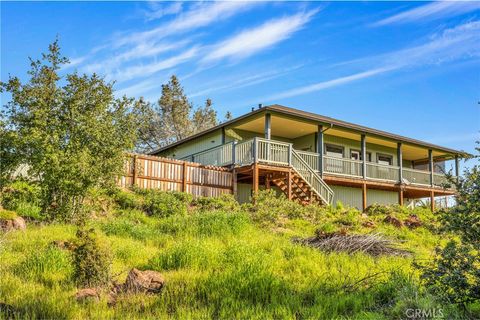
[{"left": 0, "top": 190, "right": 471, "bottom": 319}]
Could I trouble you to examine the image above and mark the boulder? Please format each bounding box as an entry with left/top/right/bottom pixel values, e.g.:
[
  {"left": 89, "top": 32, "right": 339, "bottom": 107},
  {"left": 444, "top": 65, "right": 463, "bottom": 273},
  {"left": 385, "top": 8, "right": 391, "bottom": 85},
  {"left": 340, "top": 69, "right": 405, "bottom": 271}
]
[
  {"left": 362, "top": 220, "right": 376, "bottom": 228},
  {"left": 404, "top": 214, "right": 422, "bottom": 229},
  {"left": 0, "top": 216, "right": 26, "bottom": 232},
  {"left": 124, "top": 268, "right": 165, "bottom": 294},
  {"left": 11, "top": 217, "right": 26, "bottom": 230},
  {"left": 383, "top": 215, "right": 404, "bottom": 228},
  {"left": 0, "top": 219, "right": 13, "bottom": 232},
  {"left": 75, "top": 288, "right": 100, "bottom": 302}
]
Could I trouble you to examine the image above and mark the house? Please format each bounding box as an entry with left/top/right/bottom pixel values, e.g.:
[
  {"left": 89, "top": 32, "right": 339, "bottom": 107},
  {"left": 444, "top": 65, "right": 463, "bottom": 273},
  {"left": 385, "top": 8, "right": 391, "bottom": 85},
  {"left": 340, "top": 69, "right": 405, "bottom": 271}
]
[{"left": 150, "top": 104, "right": 464, "bottom": 211}]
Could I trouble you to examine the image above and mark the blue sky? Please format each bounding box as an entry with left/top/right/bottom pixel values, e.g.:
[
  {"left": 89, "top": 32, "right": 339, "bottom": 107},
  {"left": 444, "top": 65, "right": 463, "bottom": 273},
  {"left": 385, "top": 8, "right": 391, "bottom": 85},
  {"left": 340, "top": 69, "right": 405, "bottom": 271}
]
[{"left": 1, "top": 1, "right": 479, "bottom": 168}]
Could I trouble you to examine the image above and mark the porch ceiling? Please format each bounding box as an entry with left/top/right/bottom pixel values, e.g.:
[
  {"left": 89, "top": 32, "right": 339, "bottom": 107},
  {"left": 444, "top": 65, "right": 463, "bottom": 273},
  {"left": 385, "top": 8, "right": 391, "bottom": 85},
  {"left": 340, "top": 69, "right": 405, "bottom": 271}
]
[
  {"left": 233, "top": 113, "right": 453, "bottom": 161},
  {"left": 234, "top": 115, "right": 318, "bottom": 139}
]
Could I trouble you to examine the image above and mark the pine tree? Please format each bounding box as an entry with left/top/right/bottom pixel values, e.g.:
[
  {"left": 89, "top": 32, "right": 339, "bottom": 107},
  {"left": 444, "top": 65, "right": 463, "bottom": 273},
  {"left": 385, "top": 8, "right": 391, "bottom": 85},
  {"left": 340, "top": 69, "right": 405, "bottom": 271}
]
[{"left": 135, "top": 75, "right": 220, "bottom": 153}]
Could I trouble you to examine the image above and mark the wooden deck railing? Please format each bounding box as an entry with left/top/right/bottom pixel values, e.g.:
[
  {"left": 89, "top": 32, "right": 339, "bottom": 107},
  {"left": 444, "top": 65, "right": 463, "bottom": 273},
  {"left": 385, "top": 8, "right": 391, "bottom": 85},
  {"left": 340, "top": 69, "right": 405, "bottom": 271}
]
[
  {"left": 120, "top": 153, "right": 233, "bottom": 197},
  {"left": 324, "top": 156, "right": 362, "bottom": 177},
  {"left": 402, "top": 167, "right": 431, "bottom": 186},
  {"left": 177, "top": 138, "right": 455, "bottom": 193}
]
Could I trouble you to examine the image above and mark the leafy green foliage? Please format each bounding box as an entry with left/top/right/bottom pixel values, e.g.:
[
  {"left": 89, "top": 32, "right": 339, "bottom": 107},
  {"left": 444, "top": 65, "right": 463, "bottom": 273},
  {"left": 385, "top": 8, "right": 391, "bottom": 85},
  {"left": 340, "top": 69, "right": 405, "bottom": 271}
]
[
  {"left": 72, "top": 228, "right": 111, "bottom": 288},
  {"left": 112, "top": 189, "right": 144, "bottom": 210},
  {"left": 418, "top": 144, "right": 480, "bottom": 307},
  {"left": 418, "top": 241, "right": 480, "bottom": 305},
  {"left": 246, "top": 189, "right": 323, "bottom": 225},
  {"left": 1, "top": 180, "right": 41, "bottom": 211},
  {"left": 134, "top": 75, "right": 219, "bottom": 153},
  {"left": 14, "top": 202, "right": 44, "bottom": 221},
  {"left": 0, "top": 209, "right": 17, "bottom": 220},
  {"left": 141, "top": 190, "right": 192, "bottom": 218},
  {"left": 192, "top": 194, "right": 239, "bottom": 211},
  {"left": 0, "top": 40, "right": 140, "bottom": 221}
]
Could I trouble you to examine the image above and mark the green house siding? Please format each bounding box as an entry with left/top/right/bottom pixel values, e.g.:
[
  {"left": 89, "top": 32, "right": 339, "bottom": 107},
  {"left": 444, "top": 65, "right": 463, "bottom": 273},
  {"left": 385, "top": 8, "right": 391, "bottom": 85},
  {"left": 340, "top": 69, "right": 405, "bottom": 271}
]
[
  {"left": 367, "top": 189, "right": 398, "bottom": 206},
  {"left": 293, "top": 133, "right": 316, "bottom": 152},
  {"left": 225, "top": 129, "right": 292, "bottom": 144},
  {"left": 330, "top": 185, "right": 363, "bottom": 209},
  {"left": 159, "top": 129, "right": 223, "bottom": 159},
  {"left": 237, "top": 183, "right": 252, "bottom": 204},
  {"left": 324, "top": 134, "right": 413, "bottom": 169}
]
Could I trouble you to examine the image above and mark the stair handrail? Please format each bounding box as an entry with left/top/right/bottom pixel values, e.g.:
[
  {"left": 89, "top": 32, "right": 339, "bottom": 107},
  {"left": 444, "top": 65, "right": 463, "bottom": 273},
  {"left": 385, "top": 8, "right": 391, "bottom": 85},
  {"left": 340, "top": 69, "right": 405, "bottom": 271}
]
[{"left": 291, "top": 148, "right": 334, "bottom": 204}]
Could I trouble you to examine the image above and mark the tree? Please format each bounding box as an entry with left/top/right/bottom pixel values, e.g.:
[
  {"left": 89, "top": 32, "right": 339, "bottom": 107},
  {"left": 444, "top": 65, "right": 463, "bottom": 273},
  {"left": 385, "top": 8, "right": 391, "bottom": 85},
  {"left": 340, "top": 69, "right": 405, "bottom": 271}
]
[
  {"left": 416, "top": 143, "right": 480, "bottom": 308},
  {"left": 0, "top": 40, "right": 139, "bottom": 220},
  {"left": 224, "top": 111, "right": 233, "bottom": 122},
  {"left": 134, "top": 75, "right": 219, "bottom": 153},
  {"left": 193, "top": 98, "right": 218, "bottom": 133}
]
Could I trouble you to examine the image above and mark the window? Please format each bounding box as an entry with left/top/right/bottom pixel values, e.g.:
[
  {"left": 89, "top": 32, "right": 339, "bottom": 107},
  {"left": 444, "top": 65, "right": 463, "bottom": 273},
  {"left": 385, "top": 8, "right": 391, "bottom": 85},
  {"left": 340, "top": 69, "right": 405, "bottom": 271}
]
[
  {"left": 377, "top": 154, "right": 393, "bottom": 166},
  {"left": 325, "top": 144, "right": 344, "bottom": 158},
  {"left": 350, "top": 150, "right": 372, "bottom": 162}
]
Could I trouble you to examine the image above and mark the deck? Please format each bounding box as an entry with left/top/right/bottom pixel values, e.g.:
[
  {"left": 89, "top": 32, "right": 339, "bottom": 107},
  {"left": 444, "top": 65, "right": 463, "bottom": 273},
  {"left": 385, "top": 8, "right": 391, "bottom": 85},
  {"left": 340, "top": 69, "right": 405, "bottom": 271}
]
[{"left": 180, "top": 137, "right": 457, "bottom": 208}]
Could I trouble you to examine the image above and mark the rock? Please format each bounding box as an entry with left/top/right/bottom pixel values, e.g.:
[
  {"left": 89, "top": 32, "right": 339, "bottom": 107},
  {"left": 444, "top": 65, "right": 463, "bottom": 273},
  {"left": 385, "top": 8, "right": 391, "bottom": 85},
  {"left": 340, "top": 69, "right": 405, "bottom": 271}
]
[
  {"left": 361, "top": 213, "right": 369, "bottom": 219},
  {"left": 11, "top": 217, "right": 26, "bottom": 230},
  {"left": 383, "top": 215, "right": 404, "bottom": 228},
  {"left": 0, "top": 216, "right": 26, "bottom": 232},
  {"left": 124, "top": 268, "right": 165, "bottom": 294},
  {"left": 362, "top": 220, "right": 376, "bottom": 228},
  {"left": 0, "top": 219, "right": 14, "bottom": 232},
  {"left": 404, "top": 214, "right": 422, "bottom": 229},
  {"left": 75, "top": 288, "right": 100, "bottom": 302}
]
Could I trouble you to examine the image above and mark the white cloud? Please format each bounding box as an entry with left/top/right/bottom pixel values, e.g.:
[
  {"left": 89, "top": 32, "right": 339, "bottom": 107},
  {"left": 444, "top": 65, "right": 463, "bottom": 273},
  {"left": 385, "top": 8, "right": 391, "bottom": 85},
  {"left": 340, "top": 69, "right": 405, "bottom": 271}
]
[
  {"left": 61, "top": 56, "right": 87, "bottom": 71},
  {"left": 144, "top": 2, "right": 183, "bottom": 21},
  {"left": 111, "top": 47, "right": 198, "bottom": 82},
  {"left": 265, "top": 67, "right": 394, "bottom": 101},
  {"left": 115, "top": 78, "right": 164, "bottom": 97},
  {"left": 373, "top": 1, "right": 480, "bottom": 27},
  {"left": 117, "top": 1, "right": 259, "bottom": 48},
  {"left": 202, "top": 9, "right": 318, "bottom": 63},
  {"left": 264, "top": 20, "right": 480, "bottom": 101},
  {"left": 189, "top": 64, "right": 304, "bottom": 98}
]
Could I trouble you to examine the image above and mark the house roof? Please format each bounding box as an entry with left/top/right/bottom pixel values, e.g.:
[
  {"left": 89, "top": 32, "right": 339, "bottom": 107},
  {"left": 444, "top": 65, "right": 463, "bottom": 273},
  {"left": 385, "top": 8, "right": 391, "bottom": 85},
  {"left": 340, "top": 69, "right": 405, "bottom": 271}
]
[{"left": 150, "top": 104, "right": 468, "bottom": 157}]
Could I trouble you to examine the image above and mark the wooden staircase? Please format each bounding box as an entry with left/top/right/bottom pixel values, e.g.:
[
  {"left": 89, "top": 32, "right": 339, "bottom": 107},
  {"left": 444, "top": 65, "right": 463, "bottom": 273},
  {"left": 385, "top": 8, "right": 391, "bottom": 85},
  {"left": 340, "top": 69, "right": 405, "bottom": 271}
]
[{"left": 270, "top": 171, "right": 325, "bottom": 205}]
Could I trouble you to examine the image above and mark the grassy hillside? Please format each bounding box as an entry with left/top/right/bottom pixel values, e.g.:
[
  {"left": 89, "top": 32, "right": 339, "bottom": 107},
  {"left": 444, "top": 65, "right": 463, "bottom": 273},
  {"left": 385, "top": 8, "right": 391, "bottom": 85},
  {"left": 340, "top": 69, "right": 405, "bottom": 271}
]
[{"left": 0, "top": 189, "right": 472, "bottom": 319}]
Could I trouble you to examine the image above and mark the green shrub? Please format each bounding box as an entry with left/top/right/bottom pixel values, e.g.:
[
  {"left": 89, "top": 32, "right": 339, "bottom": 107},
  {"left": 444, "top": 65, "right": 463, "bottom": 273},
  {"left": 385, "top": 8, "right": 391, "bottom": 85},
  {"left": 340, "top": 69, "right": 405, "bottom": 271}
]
[
  {"left": 193, "top": 194, "right": 239, "bottom": 211},
  {"left": 72, "top": 228, "right": 111, "bottom": 287},
  {"left": 0, "top": 208, "right": 17, "bottom": 220},
  {"left": 1, "top": 180, "right": 40, "bottom": 210},
  {"left": 334, "top": 207, "right": 361, "bottom": 227},
  {"left": 417, "top": 240, "right": 480, "bottom": 305},
  {"left": 113, "top": 188, "right": 144, "bottom": 210},
  {"left": 143, "top": 190, "right": 190, "bottom": 217},
  {"left": 14, "top": 201, "right": 44, "bottom": 220},
  {"left": 246, "top": 190, "right": 327, "bottom": 225},
  {"left": 316, "top": 222, "right": 338, "bottom": 235},
  {"left": 84, "top": 187, "right": 115, "bottom": 216}
]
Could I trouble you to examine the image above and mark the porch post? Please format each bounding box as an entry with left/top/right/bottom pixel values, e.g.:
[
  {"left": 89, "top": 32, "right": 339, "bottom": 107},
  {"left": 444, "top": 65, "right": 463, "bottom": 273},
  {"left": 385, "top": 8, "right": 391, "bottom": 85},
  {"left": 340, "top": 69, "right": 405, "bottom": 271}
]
[
  {"left": 428, "top": 149, "right": 434, "bottom": 187},
  {"left": 361, "top": 134, "right": 367, "bottom": 179},
  {"left": 397, "top": 142, "right": 403, "bottom": 183},
  {"left": 317, "top": 125, "right": 324, "bottom": 176},
  {"left": 264, "top": 113, "right": 271, "bottom": 140},
  {"left": 455, "top": 155, "right": 460, "bottom": 183},
  {"left": 362, "top": 183, "right": 367, "bottom": 211},
  {"left": 430, "top": 190, "right": 435, "bottom": 212},
  {"left": 252, "top": 163, "right": 259, "bottom": 195}
]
